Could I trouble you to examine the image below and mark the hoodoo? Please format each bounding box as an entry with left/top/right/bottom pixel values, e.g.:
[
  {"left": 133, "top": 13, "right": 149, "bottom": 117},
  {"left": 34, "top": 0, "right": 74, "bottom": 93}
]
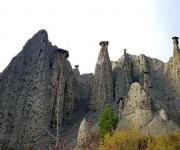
[{"left": 90, "top": 41, "right": 114, "bottom": 110}]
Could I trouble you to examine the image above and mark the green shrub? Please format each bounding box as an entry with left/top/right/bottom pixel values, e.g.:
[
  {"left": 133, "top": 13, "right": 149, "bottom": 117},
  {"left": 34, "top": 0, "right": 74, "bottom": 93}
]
[{"left": 98, "top": 104, "right": 118, "bottom": 140}]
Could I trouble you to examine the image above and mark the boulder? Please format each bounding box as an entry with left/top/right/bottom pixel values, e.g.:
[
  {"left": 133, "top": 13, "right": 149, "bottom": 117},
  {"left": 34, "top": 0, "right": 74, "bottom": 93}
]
[{"left": 77, "top": 118, "right": 90, "bottom": 146}]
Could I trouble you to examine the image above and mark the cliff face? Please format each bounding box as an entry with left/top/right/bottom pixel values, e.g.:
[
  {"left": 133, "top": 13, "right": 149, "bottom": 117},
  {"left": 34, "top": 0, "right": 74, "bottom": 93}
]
[
  {"left": 113, "top": 53, "right": 164, "bottom": 104},
  {"left": 73, "top": 66, "right": 93, "bottom": 116},
  {"left": 90, "top": 41, "right": 114, "bottom": 110},
  {"left": 0, "top": 30, "right": 180, "bottom": 149},
  {"left": 0, "top": 30, "right": 74, "bottom": 149},
  {"left": 112, "top": 37, "right": 180, "bottom": 134}
]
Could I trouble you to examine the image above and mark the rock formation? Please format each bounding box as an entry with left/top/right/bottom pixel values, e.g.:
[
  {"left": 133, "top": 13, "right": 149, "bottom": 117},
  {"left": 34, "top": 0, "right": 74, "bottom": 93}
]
[
  {"left": 112, "top": 49, "right": 132, "bottom": 104},
  {"left": 113, "top": 52, "right": 161, "bottom": 104},
  {"left": 73, "top": 70, "right": 93, "bottom": 116},
  {"left": 122, "top": 82, "right": 179, "bottom": 135},
  {"left": 112, "top": 37, "right": 180, "bottom": 135},
  {"left": 122, "top": 82, "right": 153, "bottom": 127},
  {"left": 0, "top": 30, "right": 180, "bottom": 149},
  {"left": 77, "top": 118, "right": 90, "bottom": 147},
  {"left": 90, "top": 41, "right": 114, "bottom": 110},
  {"left": 0, "top": 30, "right": 74, "bottom": 149},
  {"left": 164, "top": 37, "right": 180, "bottom": 122},
  {"left": 73, "top": 65, "right": 80, "bottom": 76}
]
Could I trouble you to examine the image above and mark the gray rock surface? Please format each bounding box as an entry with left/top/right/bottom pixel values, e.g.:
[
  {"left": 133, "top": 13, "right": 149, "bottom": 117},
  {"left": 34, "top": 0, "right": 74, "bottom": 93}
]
[
  {"left": 90, "top": 41, "right": 114, "bottom": 110},
  {"left": 122, "top": 82, "right": 153, "bottom": 127},
  {"left": 73, "top": 65, "right": 80, "bottom": 76},
  {"left": 73, "top": 65, "right": 93, "bottom": 115},
  {"left": 112, "top": 50, "right": 132, "bottom": 105},
  {"left": 0, "top": 30, "right": 74, "bottom": 149},
  {"left": 113, "top": 41, "right": 180, "bottom": 124},
  {"left": 113, "top": 52, "right": 164, "bottom": 104},
  {"left": 77, "top": 118, "right": 90, "bottom": 146},
  {"left": 164, "top": 37, "right": 180, "bottom": 122},
  {"left": 122, "top": 82, "right": 179, "bottom": 135}
]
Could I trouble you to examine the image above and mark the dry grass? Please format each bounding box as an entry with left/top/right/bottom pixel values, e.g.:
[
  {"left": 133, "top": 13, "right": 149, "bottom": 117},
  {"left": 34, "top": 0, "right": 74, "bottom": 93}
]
[
  {"left": 23, "top": 128, "right": 180, "bottom": 150},
  {"left": 147, "top": 131, "right": 180, "bottom": 150},
  {"left": 99, "top": 128, "right": 180, "bottom": 150}
]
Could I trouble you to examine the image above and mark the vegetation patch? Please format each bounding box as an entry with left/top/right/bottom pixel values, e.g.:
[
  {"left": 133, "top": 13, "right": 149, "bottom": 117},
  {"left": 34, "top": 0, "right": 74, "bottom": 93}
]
[
  {"left": 99, "top": 128, "right": 180, "bottom": 150},
  {"left": 98, "top": 105, "right": 118, "bottom": 140}
]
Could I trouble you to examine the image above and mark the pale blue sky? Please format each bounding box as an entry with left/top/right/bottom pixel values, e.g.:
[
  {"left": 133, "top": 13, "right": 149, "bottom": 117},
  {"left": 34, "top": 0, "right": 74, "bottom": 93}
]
[{"left": 0, "top": 0, "right": 179, "bottom": 73}]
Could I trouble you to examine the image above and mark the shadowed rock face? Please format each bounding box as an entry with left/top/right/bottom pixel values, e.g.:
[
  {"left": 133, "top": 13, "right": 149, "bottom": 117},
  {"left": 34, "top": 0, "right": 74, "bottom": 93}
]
[
  {"left": 73, "top": 72, "right": 93, "bottom": 115},
  {"left": 90, "top": 41, "right": 114, "bottom": 110},
  {"left": 0, "top": 30, "right": 74, "bottom": 149}
]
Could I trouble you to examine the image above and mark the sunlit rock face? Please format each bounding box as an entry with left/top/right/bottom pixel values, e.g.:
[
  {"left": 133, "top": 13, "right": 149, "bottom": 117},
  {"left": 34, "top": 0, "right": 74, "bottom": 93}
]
[
  {"left": 90, "top": 41, "right": 114, "bottom": 111},
  {"left": 122, "top": 82, "right": 153, "bottom": 127},
  {"left": 121, "top": 82, "right": 179, "bottom": 135},
  {"left": 0, "top": 30, "right": 74, "bottom": 149},
  {"left": 77, "top": 117, "right": 90, "bottom": 146}
]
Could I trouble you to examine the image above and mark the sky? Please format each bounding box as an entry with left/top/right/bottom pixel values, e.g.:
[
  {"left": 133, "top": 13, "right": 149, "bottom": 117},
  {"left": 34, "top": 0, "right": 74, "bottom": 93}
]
[{"left": 0, "top": 0, "right": 180, "bottom": 74}]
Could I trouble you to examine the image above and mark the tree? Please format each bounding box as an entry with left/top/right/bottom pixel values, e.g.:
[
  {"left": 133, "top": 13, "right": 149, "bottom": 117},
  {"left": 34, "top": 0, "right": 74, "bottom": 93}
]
[{"left": 98, "top": 104, "right": 118, "bottom": 140}]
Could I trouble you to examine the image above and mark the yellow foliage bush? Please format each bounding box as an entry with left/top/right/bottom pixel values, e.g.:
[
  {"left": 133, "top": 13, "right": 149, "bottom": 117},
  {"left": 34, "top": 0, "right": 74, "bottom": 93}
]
[{"left": 99, "top": 128, "right": 180, "bottom": 150}]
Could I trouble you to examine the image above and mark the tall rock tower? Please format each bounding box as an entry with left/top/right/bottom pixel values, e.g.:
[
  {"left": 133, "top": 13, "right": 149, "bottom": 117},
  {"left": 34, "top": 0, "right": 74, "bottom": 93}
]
[
  {"left": 89, "top": 41, "right": 114, "bottom": 110},
  {"left": 166, "top": 37, "right": 180, "bottom": 92},
  {"left": 163, "top": 37, "right": 180, "bottom": 122},
  {"left": 172, "top": 37, "right": 180, "bottom": 58}
]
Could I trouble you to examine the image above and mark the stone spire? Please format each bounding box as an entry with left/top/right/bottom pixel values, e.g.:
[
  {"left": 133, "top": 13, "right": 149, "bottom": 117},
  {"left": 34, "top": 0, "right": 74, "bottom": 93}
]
[
  {"left": 139, "top": 54, "right": 152, "bottom": 94},
  {"left": 89, "top": 41, "right": 114, "bottom": 110},
  {"left": 172, "top": 37, "right": 179, "bottom": 57},
  {"left": 75, "top": 65, "right": 79, "bottom": 69},
  {"left": 77, "top": 117, "right": 90, "bottom": 146},
  {"left": 166, "top": 37, "right": 180, "bottom": 95}
]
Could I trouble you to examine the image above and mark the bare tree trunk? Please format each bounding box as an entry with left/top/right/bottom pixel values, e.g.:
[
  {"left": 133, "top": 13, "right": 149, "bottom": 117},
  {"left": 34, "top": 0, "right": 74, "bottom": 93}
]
[{"left": 55, "top": 54, "right": 64, "bottom": 149}]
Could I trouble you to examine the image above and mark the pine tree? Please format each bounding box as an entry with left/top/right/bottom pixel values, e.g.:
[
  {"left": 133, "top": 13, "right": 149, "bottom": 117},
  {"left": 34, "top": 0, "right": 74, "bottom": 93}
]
[{"left": 98, "top": 104, "right": 118, "bottom": 140}]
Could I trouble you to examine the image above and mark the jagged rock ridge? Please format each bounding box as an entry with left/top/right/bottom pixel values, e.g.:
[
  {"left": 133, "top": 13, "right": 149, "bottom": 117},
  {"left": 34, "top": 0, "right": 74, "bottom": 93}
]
[{"left": 0, "top": 30, "right": 179, "bottom": 149}]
